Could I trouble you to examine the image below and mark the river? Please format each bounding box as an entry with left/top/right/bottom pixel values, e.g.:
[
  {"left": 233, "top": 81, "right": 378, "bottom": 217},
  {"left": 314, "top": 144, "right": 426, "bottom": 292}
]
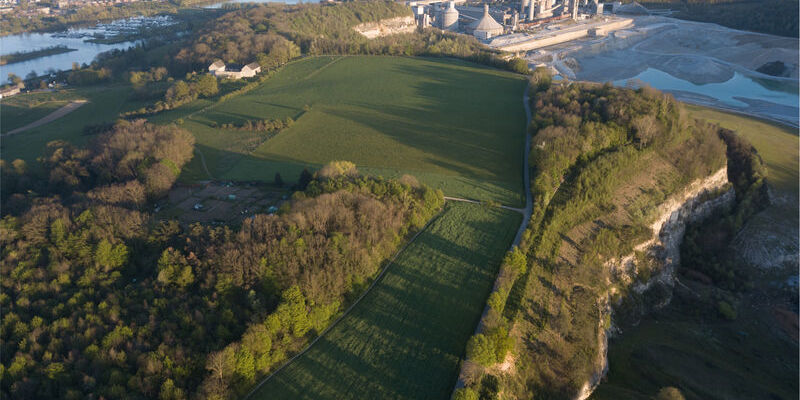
[{"left": 0, "top": 15, "right": 176, "bottom": 80}]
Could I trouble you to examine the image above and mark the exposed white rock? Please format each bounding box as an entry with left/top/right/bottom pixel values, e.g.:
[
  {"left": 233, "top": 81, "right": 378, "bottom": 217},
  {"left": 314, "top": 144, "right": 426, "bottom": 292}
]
[
  {"left": 575, "top": 166, "right": 735, "bottom": 400},
  {"left": 354, "top": 16, "right": 416, "bottom": 39}
]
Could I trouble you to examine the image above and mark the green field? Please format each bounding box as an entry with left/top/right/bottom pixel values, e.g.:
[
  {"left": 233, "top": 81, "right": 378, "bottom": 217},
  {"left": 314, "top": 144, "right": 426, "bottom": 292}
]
[
  {"left": 1, "top": 84, "right": 145, "bottom": 162},
  {"left": 164, "top": 56, "right": 528, "bottom": 205},
  {"left": 250, "top": 203, "right": 520, "bottom": 400}
]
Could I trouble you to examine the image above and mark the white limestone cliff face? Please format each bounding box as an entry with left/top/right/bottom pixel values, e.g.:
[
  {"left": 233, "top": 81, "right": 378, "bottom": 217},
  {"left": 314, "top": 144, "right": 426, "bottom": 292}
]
[
  {"left": 574, "top": 167, "right": 734, "bottom": 400},
  {"left": 354, "top": 16, "right": 416, "bottom": 39}
]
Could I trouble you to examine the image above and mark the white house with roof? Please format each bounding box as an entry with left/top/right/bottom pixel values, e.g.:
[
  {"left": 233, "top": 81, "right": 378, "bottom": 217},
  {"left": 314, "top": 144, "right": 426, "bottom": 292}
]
[{"left": 208, "top": 60, "right": 261, "bottom": 79}]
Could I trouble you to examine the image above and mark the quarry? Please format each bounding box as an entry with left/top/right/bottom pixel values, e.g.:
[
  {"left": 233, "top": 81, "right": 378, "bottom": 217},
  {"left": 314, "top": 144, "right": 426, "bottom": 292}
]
[{"left": 524, "top": 15, "right": 800, "bottom": 126}]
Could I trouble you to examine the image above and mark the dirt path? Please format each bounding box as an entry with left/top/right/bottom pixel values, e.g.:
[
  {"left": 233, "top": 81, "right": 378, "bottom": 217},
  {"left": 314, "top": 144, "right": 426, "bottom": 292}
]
[
  {"left": 2, "top": 100, "right": 88, "bottom": 136},
  {"left": 195, "top": 147, "right": 214, "bottom": 180}
]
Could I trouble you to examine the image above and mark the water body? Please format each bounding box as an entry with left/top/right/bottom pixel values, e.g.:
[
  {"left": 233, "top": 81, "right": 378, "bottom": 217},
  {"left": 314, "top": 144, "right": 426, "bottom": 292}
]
[
  {"left": 204, "top": 0, "right": 318, "bottom": 9},
  {"left": 0, "top": 16, "right": 176, "bottom": 79},
  {"left": 615, "top": 68, "right": 799, "bottom": 109},
  {"left": 614, "top": 68, "right": 799, "bottom": 126}
]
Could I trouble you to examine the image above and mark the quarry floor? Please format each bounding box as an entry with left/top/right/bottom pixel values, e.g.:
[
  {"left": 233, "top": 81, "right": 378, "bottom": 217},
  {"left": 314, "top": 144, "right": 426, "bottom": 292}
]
[{"left": 526, "top": 15, "right": 799, "bottom": 126}]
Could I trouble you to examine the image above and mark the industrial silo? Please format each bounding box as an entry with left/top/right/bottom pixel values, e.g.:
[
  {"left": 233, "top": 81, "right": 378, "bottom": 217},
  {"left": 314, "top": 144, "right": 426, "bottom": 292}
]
[{"left": 442, "top": 1, "right": 459, "bottom": 31}]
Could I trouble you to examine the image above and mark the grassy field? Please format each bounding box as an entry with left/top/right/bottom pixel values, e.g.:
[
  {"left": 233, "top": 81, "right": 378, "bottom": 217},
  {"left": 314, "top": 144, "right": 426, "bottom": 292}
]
[
  {"left": 164, "top": 56, "right": 528, "bottom": 205},
  {"left": 250, "top": 203, "right": 520, "bottom": 400},
  {"left": 1, "top": 84, "right": 146, "bottom": 162}
]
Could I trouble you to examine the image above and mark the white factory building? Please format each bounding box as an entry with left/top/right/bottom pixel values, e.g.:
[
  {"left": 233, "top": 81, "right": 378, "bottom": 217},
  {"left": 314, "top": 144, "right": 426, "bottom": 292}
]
[
  {"left": 408, "top": 0, "right": 624, "bottom": 43},
  {"left": 471, "top": 4, "right": 504, "bottom": 39}
]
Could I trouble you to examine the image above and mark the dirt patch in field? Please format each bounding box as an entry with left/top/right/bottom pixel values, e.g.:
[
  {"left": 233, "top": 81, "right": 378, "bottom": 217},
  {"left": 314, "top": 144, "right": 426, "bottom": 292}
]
[{"left": 157, "top": 182, "right": 289, "bottom": 225}]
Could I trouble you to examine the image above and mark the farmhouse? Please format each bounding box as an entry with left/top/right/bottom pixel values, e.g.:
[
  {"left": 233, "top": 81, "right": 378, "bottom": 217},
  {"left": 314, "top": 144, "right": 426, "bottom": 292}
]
[
  {"left": 208, "top": 60, "right": 261, "bottom": 79},
  {"left": 0, "top": 82, "right": 24, "bottom": 99}
]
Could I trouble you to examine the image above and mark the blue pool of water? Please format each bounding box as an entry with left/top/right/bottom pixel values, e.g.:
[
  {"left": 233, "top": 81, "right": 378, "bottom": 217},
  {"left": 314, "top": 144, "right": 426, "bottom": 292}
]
[{"left": 614, "top": 68, "right": 799, "bottom": 110}]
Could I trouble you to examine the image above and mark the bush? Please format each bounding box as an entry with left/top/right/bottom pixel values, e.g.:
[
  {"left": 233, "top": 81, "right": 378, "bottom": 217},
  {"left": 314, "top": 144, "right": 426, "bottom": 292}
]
[
  {"left": 654, "top": 386, "right": 686, "bottom": 400},
  {"left": 507, "top": 58, "right": 531, "bottom": 75},
  {"left": 717, "top": 301, "right": 737, "bottom": 320},
  {"left": 466, "top": 326, "right": 513, "bottom": 367},
  {"left": 317, "top": 161, "right": 358, "bottom": 179},
  {"left": 453, "top": 387, "right": 479, "bottom": 400}
]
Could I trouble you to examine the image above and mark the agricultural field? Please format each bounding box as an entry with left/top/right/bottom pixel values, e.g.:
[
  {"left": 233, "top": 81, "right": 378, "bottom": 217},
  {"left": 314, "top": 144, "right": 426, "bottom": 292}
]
[
  {"left": 0, "top": 84, "right": 146, "bottom": 162},
  {"left": 250, "top": 203, "right": 521, "bottom": 400},
  {"left": 163, "top": 56, "right": 528, "bottom": 206}
]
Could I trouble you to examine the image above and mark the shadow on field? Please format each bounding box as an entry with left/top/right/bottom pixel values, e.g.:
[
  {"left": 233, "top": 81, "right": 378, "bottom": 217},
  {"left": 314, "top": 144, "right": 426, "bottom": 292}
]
[{"left": 250, "top": 204, "right": 519, "bottom": 400}]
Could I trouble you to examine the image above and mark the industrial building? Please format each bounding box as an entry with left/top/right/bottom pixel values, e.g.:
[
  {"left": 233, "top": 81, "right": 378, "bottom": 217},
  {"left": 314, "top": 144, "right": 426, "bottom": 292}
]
[
  {"left": 406, "top": 0, "right": 629, "bottom": 51},
  {"left": 470, "top": 4, "right": 504, "bottom": 39}
]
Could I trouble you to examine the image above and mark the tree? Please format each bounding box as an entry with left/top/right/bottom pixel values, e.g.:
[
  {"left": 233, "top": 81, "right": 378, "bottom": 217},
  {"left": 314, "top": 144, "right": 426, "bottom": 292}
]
[
  {"left": 507, "top": 58, "right": 530, "bottom": 75},
  {"left": 632, "top": 114, "right": 659, "bottom": 149},
  {"left": 298, "top": 168, "right": 313, "bottom": 190},
  {"left": 654, "top": 387, "right": 685, "bottom": 400},
  {"left": 233, "top": 347, "right": 255, "bottom": 383},
  {"left": 25, "top": 70, "right": 37, "bottom": 83},
  {"left": 279, "top": 286, "right": 311, "bottom": 337},
  {"left": 165, "top": 81, "right": 192, "bottom": 104},
  {"left": 94, "top": 239, "right": 128, "bottom": 271},
  {"left": 466, "top": 334, "right": 496, "bottom": 366},
  {"left": 157, "top": 248, "right": 194, "bottom": 288},
  {"left": 274, "top": 173, "right": 284, "bottom": 187},
  {"left": 206, "top": 347, "right": 236, "bottom": 384},
  {"left": 7, "top": 73, "right": 21, "bottom": 85},
  {"left": 453, "top": 387, "right": 479, "bottom": 400},
  {"left": 11, "top": 159, "right": 27, "bottom": 175},
  {"left": 317, "top": 161, "right": 357, "bottom": 179},
  {"left": 195, "top": 74, "right": 219, "bottom": 97},
  {"left": 530, "top": 67, "right": 552, "bottom": 92},
  {"left": 159, "top": 379, "right": 186, "bottom": 400}
]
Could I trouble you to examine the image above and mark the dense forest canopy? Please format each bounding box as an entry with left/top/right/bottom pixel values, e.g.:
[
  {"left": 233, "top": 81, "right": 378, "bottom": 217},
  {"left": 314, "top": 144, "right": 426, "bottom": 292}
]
[{"left": 0, "top": 118, "right": 444, "bottom": 399}]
